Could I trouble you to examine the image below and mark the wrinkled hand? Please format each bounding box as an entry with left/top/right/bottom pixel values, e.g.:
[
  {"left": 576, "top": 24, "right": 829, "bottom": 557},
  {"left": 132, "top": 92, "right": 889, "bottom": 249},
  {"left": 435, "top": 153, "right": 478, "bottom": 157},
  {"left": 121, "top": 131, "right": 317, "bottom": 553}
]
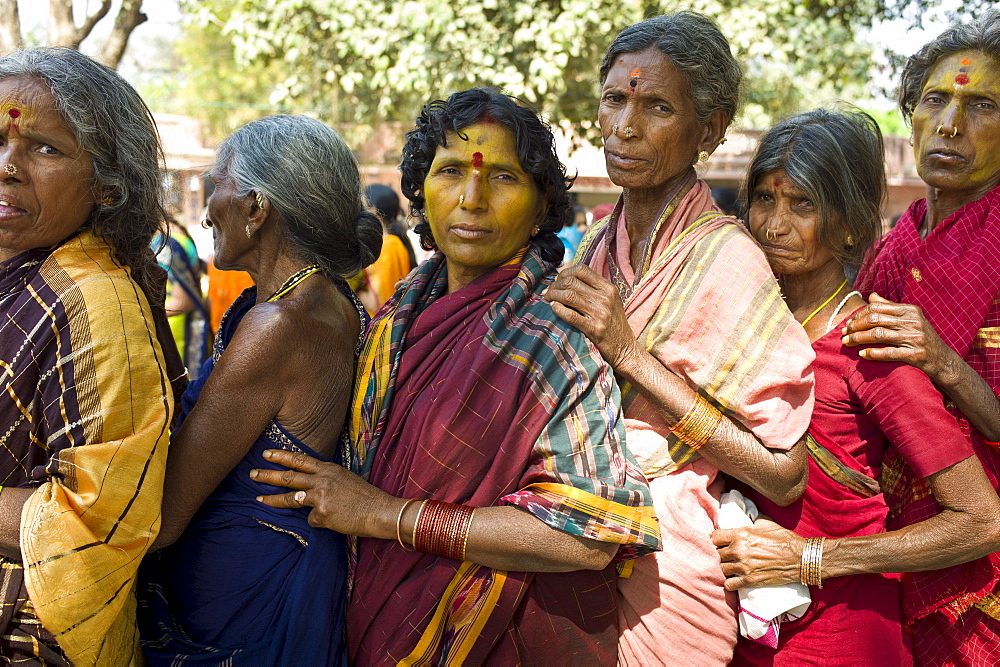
[
  {"left": 841, "top": 293, "right": 957, "bottom": 382},
  {"left": 252, "top": 449, "right": 395, "bottom": 538},
  {"left": 711, "top": 518, "right": 804, "bottom": 591},
  {"left": 545, "top": 264, "right": 639, "bottom": 371}
]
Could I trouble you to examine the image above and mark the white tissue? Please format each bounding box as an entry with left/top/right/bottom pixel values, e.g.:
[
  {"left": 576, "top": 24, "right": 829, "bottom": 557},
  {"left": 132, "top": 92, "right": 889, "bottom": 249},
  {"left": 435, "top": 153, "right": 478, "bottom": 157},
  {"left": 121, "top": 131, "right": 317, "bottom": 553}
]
[{"left": 718, "top": 490, "right": 812, "bottom": 648}]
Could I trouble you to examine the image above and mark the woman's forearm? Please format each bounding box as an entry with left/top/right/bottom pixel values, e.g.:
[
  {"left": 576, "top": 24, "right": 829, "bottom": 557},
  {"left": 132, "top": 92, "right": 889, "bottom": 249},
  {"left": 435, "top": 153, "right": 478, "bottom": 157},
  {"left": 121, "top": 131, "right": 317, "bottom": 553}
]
[
  {"left": 825, "top": 456, "right": 1000, "bottom": 577},
  {"left": 615, "top": 346, "right": 806, "bottom": 505},
  {"left": 389, "top": 501, "right": 617, "bottom": 572},
  {"left": 933, "top": 350, "right": 1000, "bottom": 442},
  {"left": 825, "top": 508, "right": 1000, "bottom": 579}
]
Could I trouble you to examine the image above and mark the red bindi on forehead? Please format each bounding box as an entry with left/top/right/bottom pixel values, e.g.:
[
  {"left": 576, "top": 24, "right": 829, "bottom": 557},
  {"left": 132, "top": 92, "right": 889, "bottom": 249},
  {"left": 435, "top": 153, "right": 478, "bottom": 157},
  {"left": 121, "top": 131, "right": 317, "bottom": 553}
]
[
  {"left": 472, "top": 152, "right": 483, "bottom": 169},
  {"left": 955, "top": 58, "right": 973, "bottom": 85},
  {"left": 773, "top": 179, "right": 783, "bottom": 188},
  {"left": 8, "top": 109, "right": 19, "bottom": 119}
]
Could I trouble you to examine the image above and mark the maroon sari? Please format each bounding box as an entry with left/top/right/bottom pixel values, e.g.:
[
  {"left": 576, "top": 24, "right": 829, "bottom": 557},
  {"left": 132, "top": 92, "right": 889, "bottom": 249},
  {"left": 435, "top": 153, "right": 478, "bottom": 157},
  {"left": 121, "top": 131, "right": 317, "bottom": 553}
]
[{"left": 347, "top": 250, "right": 659, "bottom": 664}]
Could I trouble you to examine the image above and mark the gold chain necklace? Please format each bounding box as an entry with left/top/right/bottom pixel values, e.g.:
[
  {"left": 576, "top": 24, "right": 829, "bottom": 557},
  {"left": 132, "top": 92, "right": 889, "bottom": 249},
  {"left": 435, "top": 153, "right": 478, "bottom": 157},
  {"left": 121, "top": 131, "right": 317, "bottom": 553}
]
[
  {"left": 265, "top": 264, "right": 323, "bottom": 302},
  {"left": 800, "top": 278, "right": 847, "bottom": 327}
]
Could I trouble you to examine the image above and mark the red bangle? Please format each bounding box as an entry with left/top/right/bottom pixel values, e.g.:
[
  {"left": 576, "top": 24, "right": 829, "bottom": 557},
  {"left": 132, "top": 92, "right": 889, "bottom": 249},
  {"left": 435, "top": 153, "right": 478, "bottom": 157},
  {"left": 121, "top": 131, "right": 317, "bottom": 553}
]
[{"left": 413, "top": 500, "right": 476, "bottom": 561}]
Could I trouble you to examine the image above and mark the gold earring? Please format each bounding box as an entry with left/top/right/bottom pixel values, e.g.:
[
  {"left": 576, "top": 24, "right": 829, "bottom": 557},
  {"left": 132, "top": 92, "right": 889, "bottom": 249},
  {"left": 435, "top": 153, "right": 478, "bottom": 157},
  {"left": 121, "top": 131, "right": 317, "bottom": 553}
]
[
  {"left": 698, "top": 150, "right": 710, "bottom": 163},
  {"left": 255, "top": 191, "right": 265, "bottom": 209},
  {"left": 845, "top": 234, "right": 854, "bottom": 247},
  {"left": 201, "top": 218, "right": 211, "bottom": 229},
  {"left": 245, "top": 224, "right": 252, "bottom": 238},
  {"left": 101, "top": 196, "right": 113, "bottom": 206},
  {"left": 532, "top": 225, "right": 540, "bottom": 236}
]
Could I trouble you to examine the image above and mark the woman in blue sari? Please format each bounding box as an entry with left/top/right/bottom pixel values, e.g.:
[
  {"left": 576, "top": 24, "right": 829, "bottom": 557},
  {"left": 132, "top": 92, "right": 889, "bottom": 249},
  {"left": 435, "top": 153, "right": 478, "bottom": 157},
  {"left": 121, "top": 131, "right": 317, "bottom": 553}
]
[{"left": 138, "top": 115, "right": 383, "bottom": 665}]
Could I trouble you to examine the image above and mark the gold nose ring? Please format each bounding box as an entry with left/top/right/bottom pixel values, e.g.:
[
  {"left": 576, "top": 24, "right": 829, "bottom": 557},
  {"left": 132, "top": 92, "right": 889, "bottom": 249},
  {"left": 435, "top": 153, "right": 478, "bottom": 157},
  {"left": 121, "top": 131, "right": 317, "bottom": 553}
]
[
  {"left": 936, "top": 124, "right": 958, "bottom": 138},
  {"left": 4, "top": 164, "right": 15, "bottom": 175},
  {"left": 624, "top": 126, "right": 635, "bottom": 138},
  {"left": 611, "top": 124, "right": 619, "bottom": 135},
  {"left": 459, "top": 194, "right": 465, "bottom": 205},
  {"left": 765, "top": 229, "right": 776, "bottom": 241}
]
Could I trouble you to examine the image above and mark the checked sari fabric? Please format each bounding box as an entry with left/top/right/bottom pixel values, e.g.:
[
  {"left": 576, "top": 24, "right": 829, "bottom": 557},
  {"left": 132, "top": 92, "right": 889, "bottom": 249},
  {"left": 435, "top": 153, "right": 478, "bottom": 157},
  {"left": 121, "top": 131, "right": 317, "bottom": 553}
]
[
  {"left": 0, "top": 230, "right": 171, "bottom": 665},
  {"left": 348, "top": 247, "right": 659, "bottom": 665},
  {"left": 857, "top": 182, "right": 1000, "bottom": 634}
]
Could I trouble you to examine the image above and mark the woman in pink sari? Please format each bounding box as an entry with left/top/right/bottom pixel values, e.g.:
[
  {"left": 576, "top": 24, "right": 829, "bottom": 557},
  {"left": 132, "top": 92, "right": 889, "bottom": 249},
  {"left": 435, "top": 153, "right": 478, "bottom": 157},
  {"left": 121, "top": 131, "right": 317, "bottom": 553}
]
[{"left": 546, "top": 12, "right": 815, "bottom": 664}]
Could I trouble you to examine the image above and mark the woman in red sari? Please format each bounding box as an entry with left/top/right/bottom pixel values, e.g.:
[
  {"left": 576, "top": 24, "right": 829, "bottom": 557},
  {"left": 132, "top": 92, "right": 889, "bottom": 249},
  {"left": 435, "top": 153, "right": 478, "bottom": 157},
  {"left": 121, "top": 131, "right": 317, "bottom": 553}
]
[
  {"left": 251, "top": 88, "right": 660, "bottom": 664},
  {"left": 712, "top": 107, "right": 1000, "bottom": 666}
]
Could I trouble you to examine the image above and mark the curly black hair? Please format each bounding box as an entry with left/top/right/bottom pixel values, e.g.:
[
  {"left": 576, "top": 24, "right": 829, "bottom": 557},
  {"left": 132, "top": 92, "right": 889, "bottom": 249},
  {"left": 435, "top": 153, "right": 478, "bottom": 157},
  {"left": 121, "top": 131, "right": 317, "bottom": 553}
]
[{"left": 400, "top": 88, "right": 574, "bottom": 266}]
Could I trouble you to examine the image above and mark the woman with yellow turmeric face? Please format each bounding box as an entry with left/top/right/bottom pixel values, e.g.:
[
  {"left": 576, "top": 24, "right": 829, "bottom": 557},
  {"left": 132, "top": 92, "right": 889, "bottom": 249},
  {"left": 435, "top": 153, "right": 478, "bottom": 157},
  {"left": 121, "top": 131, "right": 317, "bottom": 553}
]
[
  {"left": 842, "top": 11, "right": 1000, "bottom": 663},
  {"left": 251, "top": 88, "right": 659, "bottom": 664},
  {"left": 422, "top": 121, "right": 543, "bottom": 292}
]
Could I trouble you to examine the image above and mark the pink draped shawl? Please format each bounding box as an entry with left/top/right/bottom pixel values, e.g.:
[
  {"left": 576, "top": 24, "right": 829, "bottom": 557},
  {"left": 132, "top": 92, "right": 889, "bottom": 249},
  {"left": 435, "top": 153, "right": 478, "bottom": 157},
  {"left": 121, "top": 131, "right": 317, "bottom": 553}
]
[{"left": 577, "top": 178, "right": 815, "bottom": 663}]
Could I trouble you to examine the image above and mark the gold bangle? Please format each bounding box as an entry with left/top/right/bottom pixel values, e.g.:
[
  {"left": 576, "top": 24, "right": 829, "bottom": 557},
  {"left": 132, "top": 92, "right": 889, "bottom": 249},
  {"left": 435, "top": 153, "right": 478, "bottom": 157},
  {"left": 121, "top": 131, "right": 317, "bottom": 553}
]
[
  {"left": 396, "top": 498, "right": 419, "bottom": 551},
  {"left": 410, "top": 499, "right": 428, "bottom": 549},
  {"left": 800, "top": 536, "right": 826, "bottom": 588},
  {"left": 457, "top": 508, "right": 475, "bottom": 562},
  {"left": 670, "top": 393, "right": 723, "bottom": 450}
]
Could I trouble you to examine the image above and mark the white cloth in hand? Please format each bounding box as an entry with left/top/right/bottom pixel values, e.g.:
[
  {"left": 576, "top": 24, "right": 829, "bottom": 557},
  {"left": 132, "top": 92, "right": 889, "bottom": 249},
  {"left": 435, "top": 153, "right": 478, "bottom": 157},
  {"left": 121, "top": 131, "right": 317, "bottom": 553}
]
[{"left": 718, "top": 490, "right": 811, "bottom": 648}]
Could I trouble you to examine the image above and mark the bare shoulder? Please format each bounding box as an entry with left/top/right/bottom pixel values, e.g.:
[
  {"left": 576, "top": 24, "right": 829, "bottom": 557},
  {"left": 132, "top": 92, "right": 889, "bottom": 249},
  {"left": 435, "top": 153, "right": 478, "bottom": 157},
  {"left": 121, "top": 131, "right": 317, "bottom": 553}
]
[{"left": 227, "top": 280, "right": 360, "bottom": 381}]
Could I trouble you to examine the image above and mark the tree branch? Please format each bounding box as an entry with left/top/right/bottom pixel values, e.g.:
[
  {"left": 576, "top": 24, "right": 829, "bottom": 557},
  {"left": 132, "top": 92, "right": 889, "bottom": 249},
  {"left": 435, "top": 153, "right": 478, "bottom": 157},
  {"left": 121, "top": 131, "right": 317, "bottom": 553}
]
[
  {"left": 48, "top": 0, "right": 112, "bottom": 49},
  {"left": 99, "top": 0, "right": 147, "bottom": 70},
  {"left": 77, "top": 0, "right": 114, "bottom": 44}
]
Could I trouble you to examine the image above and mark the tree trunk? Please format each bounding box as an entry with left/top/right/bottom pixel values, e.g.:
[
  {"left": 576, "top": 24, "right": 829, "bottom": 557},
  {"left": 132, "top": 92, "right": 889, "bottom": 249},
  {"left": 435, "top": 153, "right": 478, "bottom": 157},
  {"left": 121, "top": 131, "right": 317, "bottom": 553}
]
[
  {"left": 99, "top": 0, "right": 147, "bottom": 70},
  {"left": 48, "top": 0, "right": 112, "bottom": 49},
  {"left": 0, "top": 0, "right": 22, "bottom": 54}
]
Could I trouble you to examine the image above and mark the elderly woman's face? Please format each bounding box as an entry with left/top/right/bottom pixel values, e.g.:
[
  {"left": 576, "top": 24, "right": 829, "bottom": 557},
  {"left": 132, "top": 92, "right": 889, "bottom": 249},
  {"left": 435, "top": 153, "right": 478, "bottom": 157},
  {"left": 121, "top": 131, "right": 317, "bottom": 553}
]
[
  {"left": 599, "top": 47, "right": 707, "bottom": 195},
  {"left": 205, "top": 170, "right": 253, "bottom": 271},
  {"left": 423, "top": 121, "right": 543, "bottom": 289},
  {"left": 0, "top": 76, "right": 96, "bottom": 262},
  {"left": 748, "top": 169, "right": 838, "bottom": 277},
  {"left": 911, "top": 50, "right": 1000, "bottom": 199}
]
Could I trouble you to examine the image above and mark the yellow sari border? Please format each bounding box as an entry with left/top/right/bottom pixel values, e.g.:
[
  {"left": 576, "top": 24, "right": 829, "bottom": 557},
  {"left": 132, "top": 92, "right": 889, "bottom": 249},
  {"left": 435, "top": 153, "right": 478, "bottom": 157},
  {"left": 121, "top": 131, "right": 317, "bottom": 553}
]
[
  {"left": 520, "top": 482, "right": 660, "bottom": 547},
  {"left": 400, "top": 562, "right": 514, "bottom": 666}
]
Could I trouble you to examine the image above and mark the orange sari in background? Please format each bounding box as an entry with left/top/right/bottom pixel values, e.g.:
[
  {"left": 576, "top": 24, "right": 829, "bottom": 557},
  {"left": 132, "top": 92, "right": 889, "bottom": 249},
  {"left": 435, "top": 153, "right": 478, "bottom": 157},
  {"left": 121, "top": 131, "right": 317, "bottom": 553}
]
[{"left": 206, "top": 258, "right": 254, "bottom": 332}]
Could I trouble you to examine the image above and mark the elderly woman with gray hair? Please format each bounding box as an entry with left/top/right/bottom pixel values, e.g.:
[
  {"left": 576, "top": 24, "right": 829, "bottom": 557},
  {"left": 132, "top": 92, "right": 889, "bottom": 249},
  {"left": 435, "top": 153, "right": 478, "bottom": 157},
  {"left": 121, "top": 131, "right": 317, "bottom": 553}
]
[
  {"left": 138, "top": 115, "right": 382, "bottom": 665},
  {"left": 0, "top": 48, "right": 175, "bottom": 663},
  {"left": 546, "top": 12, "right": 814, "bottom": 664},
  {"left": 713, "top": 108, "right": 1000, "bottom": 665}
]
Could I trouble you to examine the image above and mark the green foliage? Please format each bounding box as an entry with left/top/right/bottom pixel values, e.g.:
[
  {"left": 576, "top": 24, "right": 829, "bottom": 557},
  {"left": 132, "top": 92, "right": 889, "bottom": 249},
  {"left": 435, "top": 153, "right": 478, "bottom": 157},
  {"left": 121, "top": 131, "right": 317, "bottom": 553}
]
[{"left": 170, "top": 0, "right": 993, "bottom": 144}]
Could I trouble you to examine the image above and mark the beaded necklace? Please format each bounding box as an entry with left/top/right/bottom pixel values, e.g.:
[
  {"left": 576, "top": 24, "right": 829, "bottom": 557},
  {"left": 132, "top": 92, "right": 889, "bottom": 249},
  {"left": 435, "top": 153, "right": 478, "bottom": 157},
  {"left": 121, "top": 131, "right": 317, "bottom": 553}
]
[
  {"left": 825, "top": 289, "right": 862, "bottom": 334},
  {"left": 265, "top": 264, "right": 323, "bottom": 302},
  {"left": 800, "top": 278, "right": 847, "bottom": 327}
]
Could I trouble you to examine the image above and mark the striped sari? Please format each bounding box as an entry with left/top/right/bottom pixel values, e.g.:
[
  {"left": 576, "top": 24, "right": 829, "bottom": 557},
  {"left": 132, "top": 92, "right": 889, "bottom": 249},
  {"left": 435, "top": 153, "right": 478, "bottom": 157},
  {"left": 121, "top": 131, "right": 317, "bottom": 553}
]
[
  {"left": 348, "top": 247, "right": 660, "bottom": 665},
  {"left": 0, "top": 230, "right": 172, "bottom": 665},
  {"left": 576, "top": 177, "right": 815, "bottom": 664}
]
